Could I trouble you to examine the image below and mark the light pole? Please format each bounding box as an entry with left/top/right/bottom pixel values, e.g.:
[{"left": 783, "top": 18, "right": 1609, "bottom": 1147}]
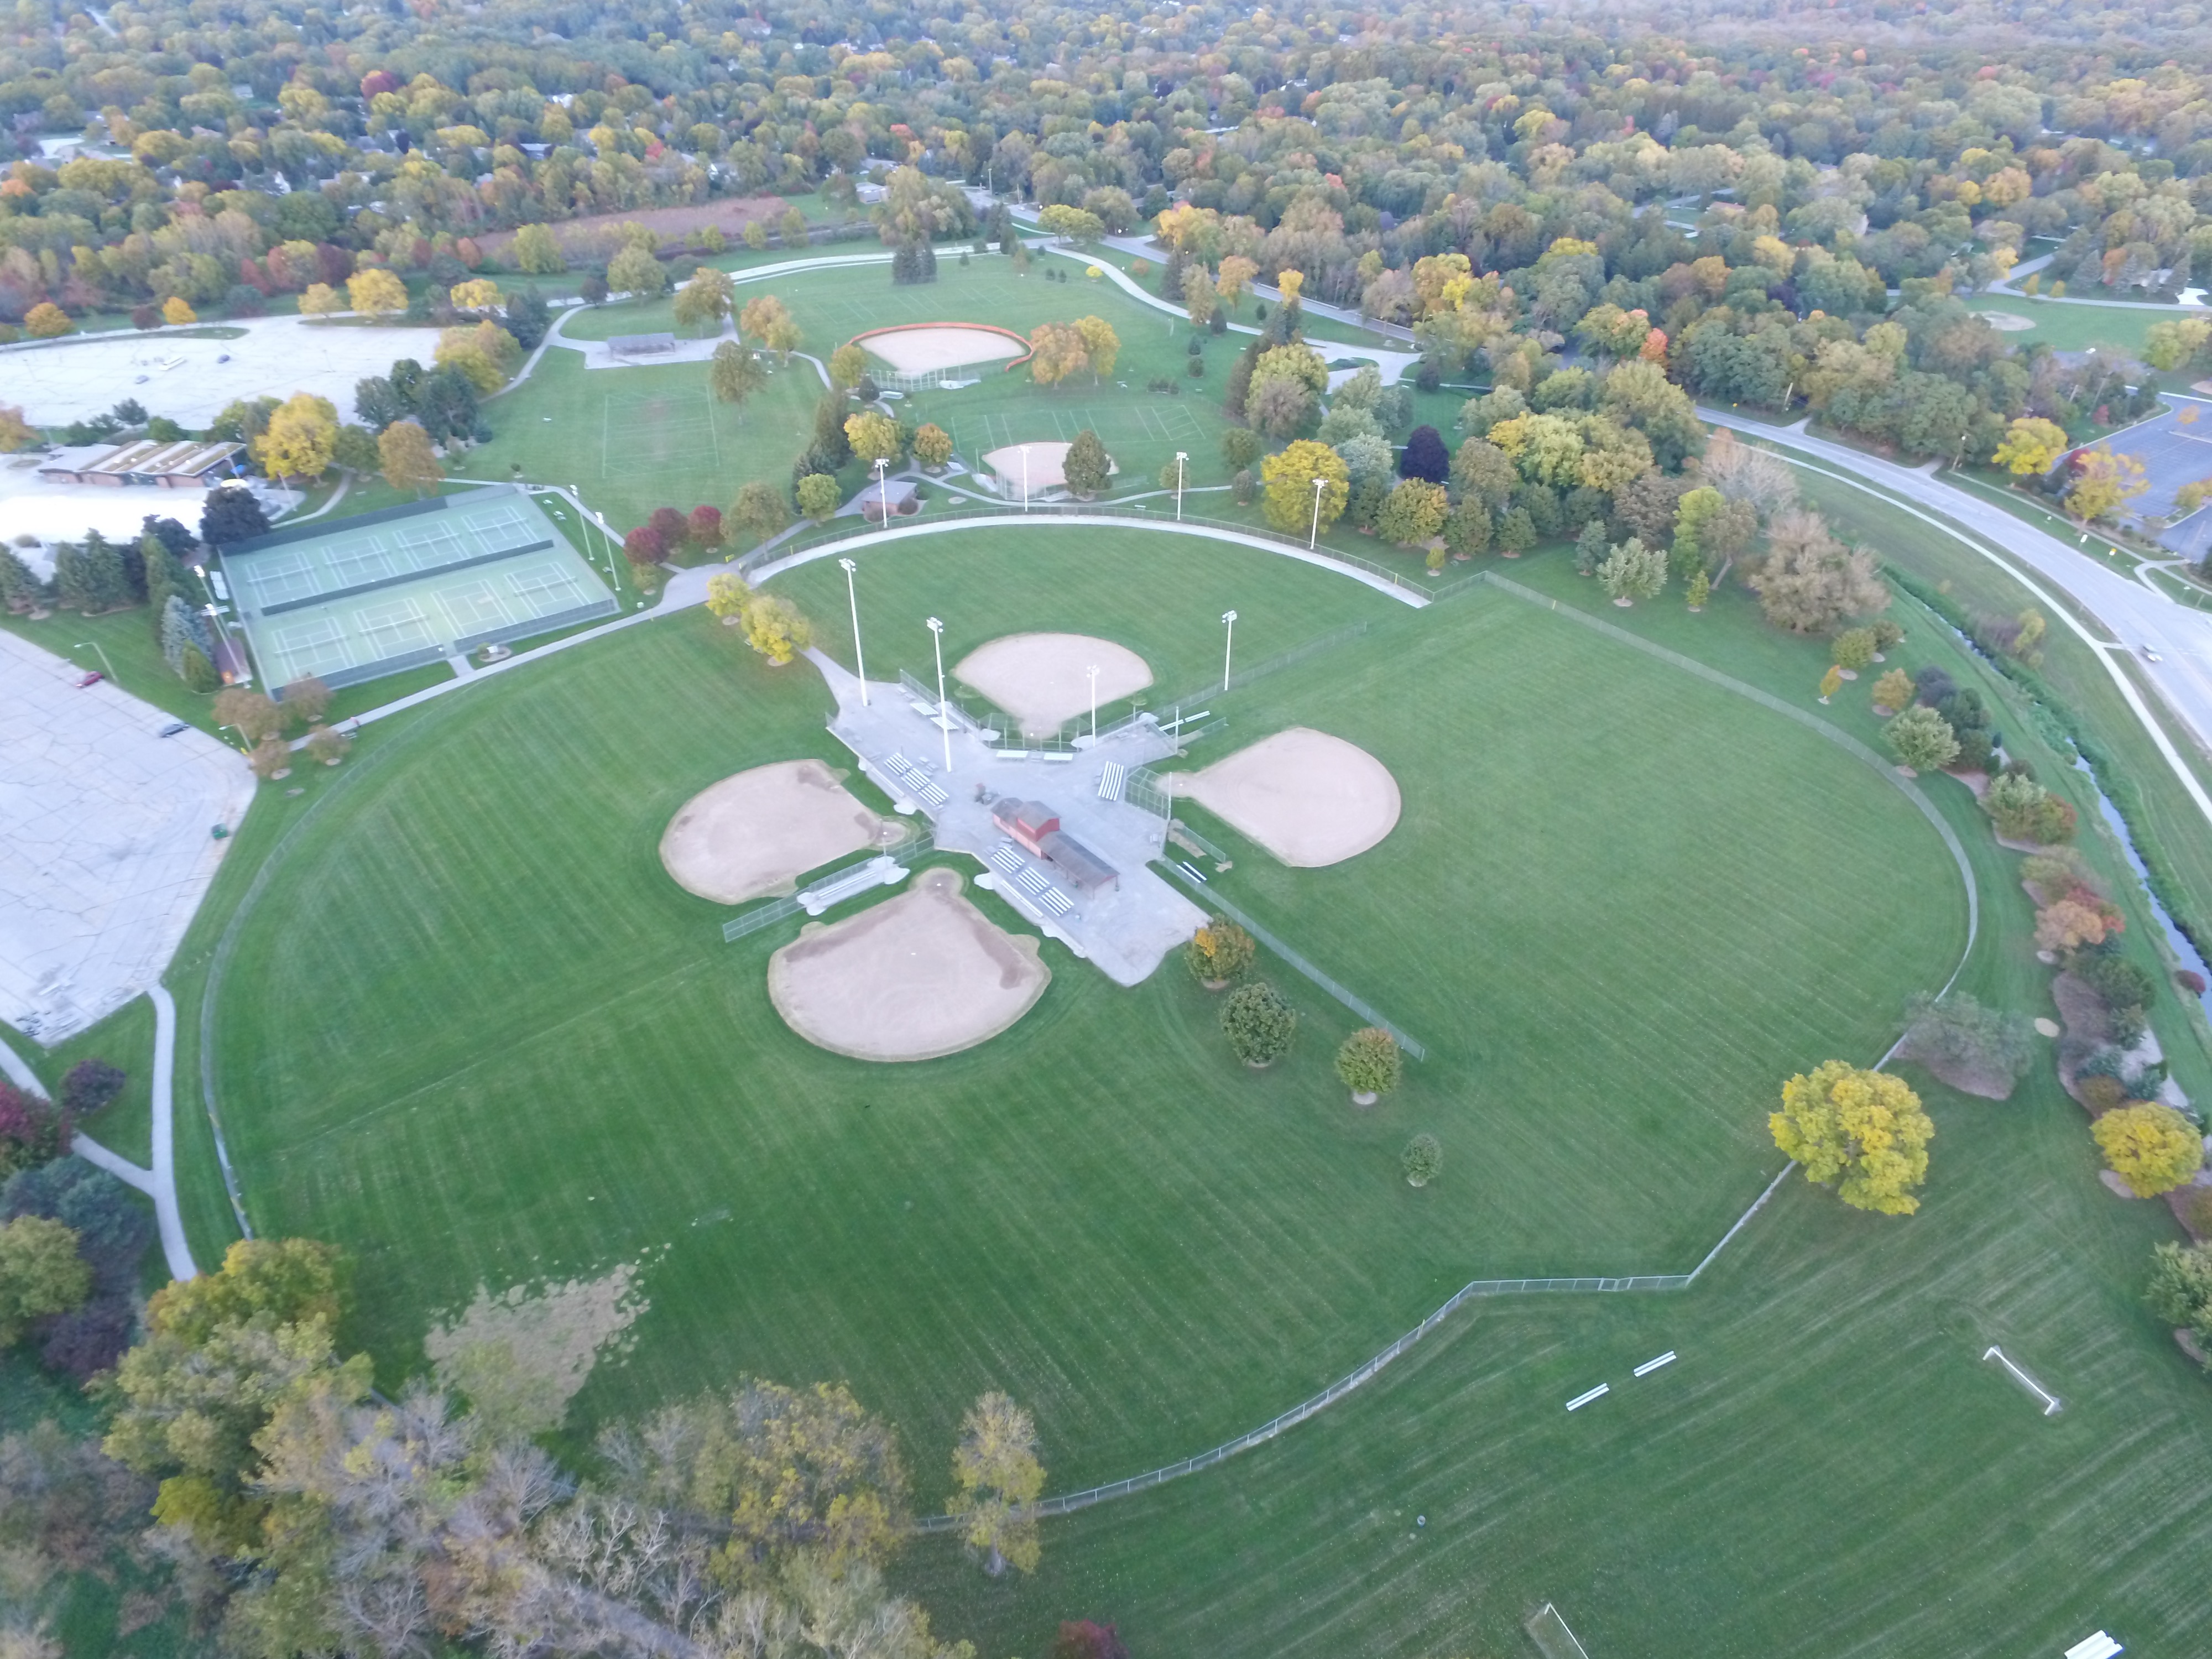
[
  {"left": 926, "top": 615, "right": 952, "bottom": 773},
  {"left": 838, "top": 557, "right": 868, "bottom": 705},
  {"left": 73, "top": 640, "right": 116, "bottom": 684},
  {"left": 1087, "top": 662, "right": 1099, "bottom": 740},
  {"left": 570, "top": 484, "right": 619, "bottom": 590},
  {"left": 1021, "top": 446, "right": 1030, "bottom": 512},
  {"left": 1174, "top": 451, "right": 1187, "bottom": 521},
  {"left": 1220, "top": 609, "right": 1237, "bottom": 692},
  {"left": 1308, "top": 477, "right": 1326, "bottom": 550},
  {"left": 874, "top": 457, "right": 890, "bottom": 529}
]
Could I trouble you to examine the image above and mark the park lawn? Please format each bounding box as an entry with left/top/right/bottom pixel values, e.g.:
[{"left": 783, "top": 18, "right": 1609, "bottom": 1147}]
[
  {"left": 1967, "top": 293, "right": 2172, "bottom": 356},
  {"left": 0, "top": 602, "right": 225, "bottom": 734},
  {"left": 460, "top": 345, "right": 826, "bottom": 533},
  {"left": 202, "top": 526, "right": 1961, "bottom": 1503}
]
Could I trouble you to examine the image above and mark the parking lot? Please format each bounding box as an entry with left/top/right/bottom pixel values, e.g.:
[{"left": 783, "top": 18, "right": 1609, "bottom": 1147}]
[{"left": 0, "top": 630, "right": 253, "bottom": 1042}]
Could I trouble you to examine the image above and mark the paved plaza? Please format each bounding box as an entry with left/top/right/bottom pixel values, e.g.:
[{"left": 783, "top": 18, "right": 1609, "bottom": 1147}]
[
  {"left": 810, "top": 650, "right": 1207, "bottom": 985},
  {"left": 0, "top": 631, "right": 253, "bottom": 1041}
]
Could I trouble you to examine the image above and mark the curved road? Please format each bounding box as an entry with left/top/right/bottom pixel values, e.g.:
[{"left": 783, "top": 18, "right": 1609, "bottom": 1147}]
[{"left": 1702, "top": 411, "right": 2212, "bottom": 828}]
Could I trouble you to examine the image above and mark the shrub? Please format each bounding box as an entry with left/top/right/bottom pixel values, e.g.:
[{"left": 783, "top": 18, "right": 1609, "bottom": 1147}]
[
  {"left": 1984, "top": 772, "right": 2053, "bottom": 838},
  {"left": 2, "top": 1157, "right": 152, "bottom": 1293},
  {"left": 1912, "top": 665, "right": 1955, "bottom": 706},
  {"left": 1833, "top": 627, "right": 1877, "bottom": 671},
  {"left": 1952, "top": 728, "right": 1995, "bottom": 774},
  {"left": 1222, "top": 981, "right": 1297, "bottom": 1067},
  {"left": 249, "top": 735, "right": 293, "bottom": 780},
  {"left": 2022, "top": 848, "right": 2098, "bottom": 900},
  {"left": 2078, "top": 1074, "right": 2128, "bottom": 1114},
  {"left": 2146, "top": 1241, "right": 2212, "bottom": 1349},
  {"left": 1896, "top": 991, "right": 2036, "bottom": 1097},
  {"left": 2073, "top": 951, "right": 2155, "bottom": 1013},
  {"left": 2179, "top": 970, "right": 2208, "bottom": 997},
  {"left": 1185, "top": 916, "right": 1256, "bottom": 987},
  {"left": 1336, "top": 1028, "right": 1402, "bottom": 1103},
  {"left": 1884, "top": 706, "right": 1959, "bottom": 772},
  {"left": 1232, "top": 468, "right": 1256, "bottom": 505},
  {"left": 1870, "top": 667, "right": 1914, "bottom": 712},
  {"left": 2036, "top": 898, "right": 2115, "bottom": 952},
  {"left": 2093, "top": 1103, "right": 2203, "bottom": 1196},
  {"left": 0, "top": 1084, "right": 69, "bottom": 1181},
  {"left": 1222, "top": 426, "right": 1265, "bottom": 470},
  {"left": 59, "top": 1061, "right": 124, "bottom": 1118},
  {"left": 305, "top": 725, "right": 352, "bottom": 765},
  {"left": 1401, "top": 1134, "right": 1443, "bottom": 1187}
]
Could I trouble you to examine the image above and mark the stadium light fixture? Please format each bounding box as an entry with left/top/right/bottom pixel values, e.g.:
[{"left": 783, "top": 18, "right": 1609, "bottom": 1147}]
[
  {"left": 838, "top": 557, "right": 868, "bottom": 706},
  {"left": 1174, "top": 451, "right": 1188, "bottom": 521},
  {"left": 874, "top": 457, "right": 890, "bottom": 529},
  {"left": 1309, "top": 477, "right": 1326, "bottom": 550},
  {"left": 1221, "top": 609, "right": 1237, "bottom": 692},
  {"left": 1088, "top": 662, "right": 1099, "bottom": 740},
  {"left": 926, "top": 615, "right": 952, "bottom": 772}
]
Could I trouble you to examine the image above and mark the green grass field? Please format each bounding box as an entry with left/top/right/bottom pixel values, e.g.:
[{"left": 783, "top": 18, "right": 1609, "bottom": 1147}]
[
  {"left": 1967, "top": 293, "right": 2172, "bottom": 356},
  {"left": 202, "top": 526, "right": 1964, "bottom": 1509}
]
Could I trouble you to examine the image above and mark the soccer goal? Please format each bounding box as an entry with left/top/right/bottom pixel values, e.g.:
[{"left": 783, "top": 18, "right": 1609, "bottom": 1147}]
[{"left": 1525, "top": 1603, "right": 1592, "bottom": 1659}]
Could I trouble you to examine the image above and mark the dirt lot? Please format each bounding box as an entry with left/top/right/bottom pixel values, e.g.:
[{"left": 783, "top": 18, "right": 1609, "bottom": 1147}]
[
  {"left": 659, "top": 759, "right": 890, "bottom": 905},
  {"left": 954, "top": 632, "right": 1152, "bottom": 737},
  {"left": 858, "top": 324, "right": 1029, "bottom": 373},
  {"left": 476, "top": 197, "right": 794, "bottom": 263},
  {"left": 767, "top": 867, "right": 1050, "bottom": 1061},
  {"left": 1172, "top": 726, "right": 1402, "bottom": 868}
]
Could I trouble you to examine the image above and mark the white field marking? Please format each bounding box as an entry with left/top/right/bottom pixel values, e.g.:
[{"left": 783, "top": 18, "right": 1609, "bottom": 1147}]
[
  {"left": 1564, "top": 1384, "right": 1610, "bottom": 1411},
  {"left": 1633, "top": 1351, "right": 1677, "bottom": 1378},
  {"left": 2064, "top": 1631, "right": 2123, "bottom": 1659},
  {"left": 1983, "top": 1345, "right": 2063, "bottom": 1415}
]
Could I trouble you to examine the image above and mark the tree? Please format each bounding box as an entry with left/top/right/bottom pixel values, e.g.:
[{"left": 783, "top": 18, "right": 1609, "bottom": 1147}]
[
  {"left": 1401, "top": 1134, "right": 1443, "bottom": 1187},
  {"left": 731, "top": 480, "right": 790, "bottom": 545},
  {"left": 606, "top": 244, "right": 665, "bottom": 298},
  {"left": 1399, "top": 425, "right": 1449, "bottom": 483},
  {"left": 844, "top": 410, "right": 903, "bottom": 467},
  {"left": 1896, "top": 990, "right": 2035, "bottom": 1098},
  {"left": 435, "top": 321, "right": 520, "bottom": 393},
  {"left": 1072, "top": 316, "right": 1120, "bottom": 385},
  {"left": 1337, "top": 1029, "right": 1402, "bottom": 1104},
  {"left": 1221, "top": 427, "right": 1265, "bottom": 473},
  {"left": 687, "top": 505, "right": 724, "bottom": 553},
  {"left": 1185, "top": 916, "right": 1256, "bottom": 987},
  {"left": 743, "top": 593, "right": 812, "bottom": 665},
  {"left": 1990, "top": 416, "right": 2069, "bottom": 477},
  {"left": 160, "top": 295, "right": 197, "bottom": 326},
  {"left": 512, "top": 222, "right": 565, "bottom": 274},
  {"left": 1215, "top": 255, "right": 1259, "bottom": 307},
  {"left": 709, "top": 341, "right": 768, "bottom": 413},
  {"left": 1833, "top": 628, "right": 1877, "bottom": 671},
  {"left": 1026, "top": 322, "right": 1089, "bottom": 388},
  {"left": 346, "top": 268, "right": 407, "bottom": 319},
  {"left": 1261, "top": 441, "right": 1350, "bottom": 536},
  {"left": 448, "top": 277, "right": 503, "bottom": 313},
  {"left": 824, "top": 344, "right": 869, "bottom": 393},
  {"left": 1062, "top": 430, "right": 1111, "bottom": 497},
  {"left": 24, "top": 303, "right": 71, "bottom": 338},
  {"left": 2064, "top": 445, "right": 2150, "bottom": 524},
  {"left": 2094, "top": 1104, "right": 2202, "bottom": 1197},
  {"left": 913, "top": 424, "right": 953, "bottom": 470},
  {"left": 1598, "top": 537, "right": 1667, "bottom": 604},
  {"left": 378, "top": 420, "right": 443, "bottom": 497},
  {"left": 1886, "top": 706, "right": 1960, "bottom": 773},
  {"left": 297, "top": 283, "right": 343, "bottom": 319},
  {"left": 1770, "top": 1061, "right": 1934, "bottom": 1215},
  {"left": 950, "top": 1391, "right": 1044, "bottom": 1577},
  {"left": 304, "top": 726, "right": 351, "bottom": 765},
  {"left": 279, "top": 677, "right": 333, "bottom": 732},
  {"left": 1181, "top": 265, "right": 1218, "bottom": 327},
  {"left": 0, "top": 1216, "right": 90, "bottom": 1347},
  {"left": 252, "top": 392, "right": 339, "bottom": 483},
  {"left": 672, "top": 265, "right": 733, "bottom": 332},
  {"left": 1376, "top": 478, "right": 1449, "bottom": 547},
  {"left": 797, "top": 473, "right": 842, "bottom": 523},
  {"left": 1747, "top": 510, "right": 1889, "bottom": 633},
  {"left": 2147, "top": 1243, "right": 2212, "bottom": 1352},
  {"left": 1698, "top": 429, "right": 1798, "bottom": 519},
  {"left": 739, "top": 294, "right": 801, "bottom": 361},
  {"left": 1250, "top": 374, "right": 1314, "bottom": 439},
  {"left": 1222, "top": 981, "right": 1297, "bottom": 1067},
  {"left": 706, "top": 572, "right": 751, "bottom": 623}
]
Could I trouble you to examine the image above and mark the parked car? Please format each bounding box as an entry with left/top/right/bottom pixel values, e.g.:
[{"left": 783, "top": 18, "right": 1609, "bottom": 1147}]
[
  {"left": 75, "top": 671, "right": 103, "bottom": 687},
  {"left": 2141, "top": 645, "right": 2163, "bottom": 662},
  {"left": 159, "top": 722, "right": 187, "bottom": 737}
]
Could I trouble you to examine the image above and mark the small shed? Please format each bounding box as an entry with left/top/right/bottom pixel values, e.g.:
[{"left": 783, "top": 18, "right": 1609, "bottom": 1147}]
[
  {"left": 859, "top": 479, "right": 920, "bottom": 522},
  {"left": 990, "top": 799, "right": 1060, "bottom": 855},
  {"left": 1040, "top": 829, "right": 1118, "bottom": 894}
]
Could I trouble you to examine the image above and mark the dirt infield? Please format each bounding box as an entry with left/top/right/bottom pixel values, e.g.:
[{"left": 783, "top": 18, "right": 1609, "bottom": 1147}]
[
  {"left": 768, "top": 868, "right": 1050, "bottom": 1061},
  {"left": 659, "top": 759, "right": 890, "bottom": 904},
  {"left": 1172, "top": 727, "right": 1402, "bottom": 868},
  {"left": 954, "top": 633, "right": 1153, "bottom": 737},
  {"left": 853, "top": 323, "right": 1030, "bottom": 374}
]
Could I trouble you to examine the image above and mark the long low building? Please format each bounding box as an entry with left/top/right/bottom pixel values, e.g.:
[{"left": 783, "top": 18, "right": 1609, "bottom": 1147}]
[{"left": 38, "top": 439, "right": 245, "bottom": 489}]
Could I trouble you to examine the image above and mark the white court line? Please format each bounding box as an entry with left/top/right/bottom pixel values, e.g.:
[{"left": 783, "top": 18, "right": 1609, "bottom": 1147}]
[
  {"left": 1983, "top": 1345, "right": 2063, "bottom": 1415},
  {"left": 1564, "top": 1384, "right": 1609, "bottom": 1411},
  {"left": 1633, "top": 1351, "right": 1677, "bottom": 1377}
]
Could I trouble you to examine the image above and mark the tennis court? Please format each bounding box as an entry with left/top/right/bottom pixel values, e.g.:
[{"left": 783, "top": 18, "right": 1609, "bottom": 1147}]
[{"left": 223, "top": 486, "right": 618, "bottom": 689}]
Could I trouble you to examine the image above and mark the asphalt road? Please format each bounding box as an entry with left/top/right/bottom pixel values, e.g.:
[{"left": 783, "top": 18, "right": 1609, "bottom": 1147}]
[{"left": 1701, "top": 411, "right": 2212, "bottom": 780}]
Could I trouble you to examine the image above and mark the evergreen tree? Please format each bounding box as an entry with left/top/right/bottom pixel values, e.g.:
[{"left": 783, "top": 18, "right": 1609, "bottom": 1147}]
[
  {"left": 502, "top": 286, "right": 551, "bottom": 349},
  {"left": 0, "top": 545, "right": 43, "bottom": 613},
  {"left": 53, "top": 543, "right": 93, "bottom": 612},
  {"left": 143, "top": 533, "right": 191, "bottom": 640},
  {"left": 918, "top": 242, "right": 938, "bottom": 282},
  {"left": 200, "top": 486, "right": 270, "bottom": 546},
  {"left": 178, "top": 643, "right": 219, "bottom": 691},
  {"left": 159, "top": 593, "right": 213, "bottom": 676},
  {"left": 812, "top": 394, "right": 853, "bottom": 468},
  {"left": 80, "top": 532, "right": 129, "bottom": 611},
  {"left": 1160, "top": 248, "right": 1186, "bottom": 301},
  {"left": 990, "top": 204, "right": 1016, "bottom": 252},
  {"left": 1224, "top": 341, "right": 1260, "bottom": 422}
]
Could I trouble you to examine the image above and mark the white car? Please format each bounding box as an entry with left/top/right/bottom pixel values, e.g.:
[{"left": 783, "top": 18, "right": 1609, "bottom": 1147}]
[{"left": 2141, "top": 645, "right": 2163, "bottom": 662}]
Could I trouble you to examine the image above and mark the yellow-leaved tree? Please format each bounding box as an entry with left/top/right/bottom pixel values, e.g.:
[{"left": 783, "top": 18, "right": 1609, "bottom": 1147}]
[
  {"left": 2063, "top": 444, "right": 2149, "bottom": 525},
  {"left": 252, "top": 393, "right": 340, "bottom": 483},
  {"left": 742, "top": 593, "right": 812, "bottom": 665},
  {"left": 1770, "top": 1061, "right": 1933, "bottom": 1215},
  {"left": 738, "top": 293, "right": 801, "bottom": 361},
  {"left": 298, "top": 283, "right": 343, "bottom": 317},
  {"left": 161, "top": 295, "right": 197, "bottom": 326},
  {"left": 1989, "top": 416, "right": 2069, "bottom": 477},
  {"left": 1259, "top": 440, "right": 1349, "bottom": 536},
  {"left": 2093, "top": 1104, "right": 2204, "bottom": 1197},
  {"left": 843, "top": 410, "right": 903, "bottom": 466},
  {"left": 346, "top": 268, "right": 408, "bottom": 319},
  {"left": 950, "top": 1391, "right": 1045, "bottom": 1577},
  {"left": 447, "top": 278, "right": 503, "bottom": 313},
  {"left": 377, "top": 419, "right": 442, "bottom": 497},
  {"left": 1072, "top": 315, "right": 1119, "bottom": 384},
  {"left": 435, "top": 321, "right": 521, "bottom": 393},
  {"left": 1026, "top": 321, "right": 1089, "bottom": 388}
]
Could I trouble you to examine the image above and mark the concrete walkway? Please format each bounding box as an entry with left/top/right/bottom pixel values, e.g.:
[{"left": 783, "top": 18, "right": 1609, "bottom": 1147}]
[{"left": 0, "top": 995, "right": 196, "bottom": 1281}]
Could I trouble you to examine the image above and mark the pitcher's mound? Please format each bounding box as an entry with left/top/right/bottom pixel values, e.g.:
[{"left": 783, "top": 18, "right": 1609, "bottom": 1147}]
[
  {"left": 661, "top": 759, "right": 891, "bottom": 904},
  {"left": 956, "top": 633, "right": 1152, "bottom": 737},
  {"left": 769, "top": 868, "right": 1049, "bottom": 1061},
  {"left": 1173, "top": 727, "right": 1401, "bottom": 867}
]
